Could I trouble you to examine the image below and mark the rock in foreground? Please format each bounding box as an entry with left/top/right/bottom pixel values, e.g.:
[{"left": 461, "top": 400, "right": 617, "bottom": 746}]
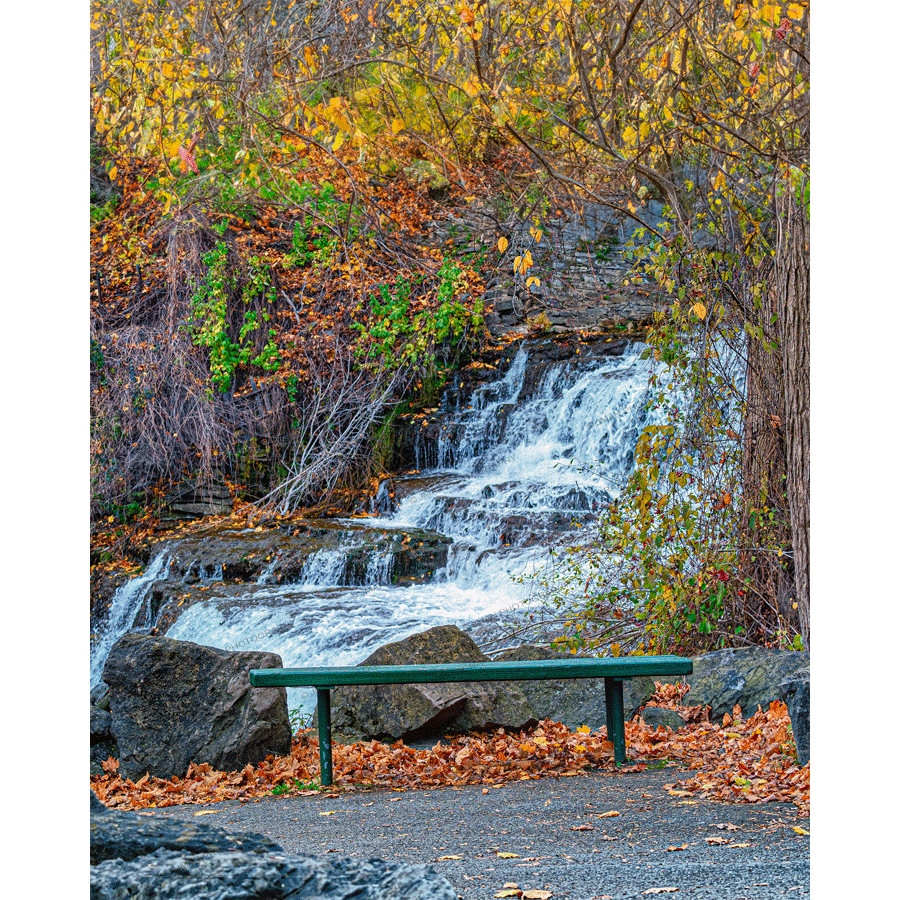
[
  {"left": 90, "top": 791, "right": 456, "bottom": 900},
  {"left": 102, "top": 633, "right": 292, "bottom": 780}
]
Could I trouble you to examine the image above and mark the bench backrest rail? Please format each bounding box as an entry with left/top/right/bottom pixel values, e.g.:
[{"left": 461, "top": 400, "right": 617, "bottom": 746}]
[
  {"left": 248, "top": 656, "right": 693, "bottom": 786},
  {"left": 249, "top": 656, "right": 692, "bottom": 688}
]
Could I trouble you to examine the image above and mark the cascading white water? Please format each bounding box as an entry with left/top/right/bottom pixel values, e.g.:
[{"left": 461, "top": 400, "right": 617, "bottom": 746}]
[
  {"left": 92, "top": 340, "right": 668, "bottom": 719},
  {"left": 90, "top": 550, "right": 172, "bottom": 689}
]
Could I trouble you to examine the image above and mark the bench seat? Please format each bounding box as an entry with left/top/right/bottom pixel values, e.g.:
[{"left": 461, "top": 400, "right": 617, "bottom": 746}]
[{"left": 250, "top": 656, "right": 692, "bottom": 785}]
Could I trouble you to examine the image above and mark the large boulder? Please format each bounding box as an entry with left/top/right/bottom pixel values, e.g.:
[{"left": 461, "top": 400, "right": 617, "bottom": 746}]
[
  {"left": 684, "top": 647, "right": 810, "bottom": 724},
  {"left": 90, "top": 792, "right": 283, "bottom": 865},
  {"left": 102, "top": 633, "right": 292, "bottom": 780},
  {"left": 90, "top": 796, "right": 456, "bottom": 900},
  {"left": 91, "top": 704, "right": 117, "bottom": 776},
  {"left": 780, "top": 665, "right": 810, "bottom": 765},
  {"left": 493, "top": 644, "right": 656, "bottom": 728},
  {"left": 329, "top": 625, "right": 536, "bottom": 744}
]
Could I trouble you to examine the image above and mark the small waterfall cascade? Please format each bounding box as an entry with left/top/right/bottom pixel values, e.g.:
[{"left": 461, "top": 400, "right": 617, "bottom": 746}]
[
  {"left": 90, "top": 550, "right": 172, "bottom": 689},
  {"left": 90, "top": 338, "right": 669, "bottom": 718}
]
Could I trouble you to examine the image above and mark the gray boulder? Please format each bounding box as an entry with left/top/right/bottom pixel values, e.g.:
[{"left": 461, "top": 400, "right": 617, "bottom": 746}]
[
  {"left": 329, "top": 625, "right": 536, "bottom": 744},
  {"left": 780, "top": 666, "right": 810, "bottom": 765},
  {"left": 90, "top": 797, "right": 456, "bottom": 900},
  {"left": 493, "top": 644, "right": 656, "bottom": 729},
  {"left": 90, "top": 795, "right": 283, "bottom": 865},
  {"left": 91, "top": 704, "right": 118, "bottom": 776},
  {"left": 91, "top": 850, "right": 458, "bottom": 900},
  {"left": 639, "top": 707, "right": 685, "bottom": 731},
  {"left": 684, "top": 647, "right": 810, "bottom": 724},
  {"left": 102, "top": 633, "right": 292, "bottom": 780}
]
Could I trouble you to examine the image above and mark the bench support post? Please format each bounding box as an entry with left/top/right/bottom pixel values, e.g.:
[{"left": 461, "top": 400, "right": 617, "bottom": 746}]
[
  {"left": 604, "top": 677, "right": 626, "bottom": 765},
  {"left": 316, "top": 688, "right": 333, "bottom": 787}
]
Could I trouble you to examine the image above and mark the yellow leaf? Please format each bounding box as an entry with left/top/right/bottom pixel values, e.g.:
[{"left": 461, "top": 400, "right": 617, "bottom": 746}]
[
  {"left": 495, "top": 892, "right": 519, "bottom": 899},
  {"left": 577, "top": 724, "right": 591, "bottom": 734},
  {"left": 787, "top": 3, "right": 805, "bottom": 20},
  {"left": 108, "top": 165, "right": 117, "bottom": 181},
  {"left": 526, "top": 276, "right": 541, "bottom": 289},
  {"left": 391, "top": 117, "right": 405, "bottom": 135},
  {"left": 529, "top": 226, "right": 543, "bottom": 243},
  {"left": 691, "top": 301, "right": 707, "bottom": 319},
  {"left": 194, "top": 810, "right": 217, "bottom": 816},
  {"left": 319, "top": 811, "right": 336, "bottom": 816},
  {"left": 332, "top": 132, "right": 345, "bottom": 151},
  {"left": 792, "top": 826, "right": 810, "bottom": 835},
  {"left": 497, "top": 851, "right": 520, "bottom": 858},
  {"left": 498, "top": 236, "right": 509, "bottom": 253},
  {"left": 513, "top": 255, "right": 522, "bottom": 274},
  {"left": 437, "top": 855, "right": 462, "bottom": 860},
  {"left": 597, "top": 810, "right": 620, "bottom": 818}
]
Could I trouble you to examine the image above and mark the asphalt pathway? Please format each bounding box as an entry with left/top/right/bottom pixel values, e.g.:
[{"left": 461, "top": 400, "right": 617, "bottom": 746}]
[{"left": 148, "top": 765, "right": 809, "bottom": 899}]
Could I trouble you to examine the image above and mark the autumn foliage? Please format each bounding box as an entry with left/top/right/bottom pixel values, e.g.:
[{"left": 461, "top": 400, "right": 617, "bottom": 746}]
[{"left": 91, "top": 689, "right": 808, "bottom": 818}]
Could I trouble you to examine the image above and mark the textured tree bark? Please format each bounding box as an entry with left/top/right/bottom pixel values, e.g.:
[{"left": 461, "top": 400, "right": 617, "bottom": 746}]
[
  {"left": 774, "top": 184, "right": 811, "bottom": 649},
  {"left": 739, "top": 264, "right": 793, "bottom": 643}
]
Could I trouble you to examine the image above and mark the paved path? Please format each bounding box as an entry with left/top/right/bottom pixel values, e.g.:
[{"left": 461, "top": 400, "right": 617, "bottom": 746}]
[{"left": 150, "top": 767, "right": 809, "bottom": 899}]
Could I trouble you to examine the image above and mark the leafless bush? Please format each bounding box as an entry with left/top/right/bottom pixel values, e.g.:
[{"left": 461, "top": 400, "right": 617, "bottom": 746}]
[{"left": 259, "top": 336, "right": 403, "bottom": 516}]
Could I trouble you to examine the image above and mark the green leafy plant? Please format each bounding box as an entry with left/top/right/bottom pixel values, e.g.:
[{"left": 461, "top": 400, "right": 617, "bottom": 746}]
[
  {"left": 186, "top": 241, "right": 280, "bottom": 392},
  {"left": 270, "top": 776, "right": 320, "bottom": 796},
  {"left": 352, "top": 260, "right": 484, "bottom": 382}
]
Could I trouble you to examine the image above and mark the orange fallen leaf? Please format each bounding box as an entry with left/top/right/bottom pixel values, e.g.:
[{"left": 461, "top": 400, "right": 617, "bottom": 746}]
[
  {"left": 665, "top": 843, "right": 688, "bottom": 852},
  {"left": 597, "top": 810, "right": 620, "bottom": 818}
]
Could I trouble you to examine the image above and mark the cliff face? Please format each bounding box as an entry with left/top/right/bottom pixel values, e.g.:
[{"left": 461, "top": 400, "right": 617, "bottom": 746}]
[{"left": 430, "top": 198, "right": 670, "bottom": 336}]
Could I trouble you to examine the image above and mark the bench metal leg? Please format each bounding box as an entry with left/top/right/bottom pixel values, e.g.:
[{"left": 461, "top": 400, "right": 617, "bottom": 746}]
[
  {"left": 316, "top": 688, "right": 333, "bottom": 787},
  {"left": 604, "top": 678, "right": 626, "bottom": 766}
]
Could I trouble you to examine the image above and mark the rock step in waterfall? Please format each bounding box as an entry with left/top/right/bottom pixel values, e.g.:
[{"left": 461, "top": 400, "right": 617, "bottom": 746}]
[{"left": 91, "top": 335, "right": 663, "bottom": 722}]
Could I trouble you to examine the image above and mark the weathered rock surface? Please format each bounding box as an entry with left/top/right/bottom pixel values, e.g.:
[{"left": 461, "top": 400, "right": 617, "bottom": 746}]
[
  {"left": 493, "top": 644, "right": 655, "bottom": 728},
  {"left": 683, "top": 647, "right": 810, "bottom": 724},
  {"left": 91, "top": 704, "right": 118, "bottom": 775},
  {"left": 329, "top": 625, "right": 536, "bottom": 744},
  {"left": 428, "top": 198, "right": 670, "bottom": 336},
  {"left": 780, "top": 665, "right": 810, "bottom": 765},
  {"left": 639, "top": 706, "right": 686, "bottom": 731},
  {"left": 102, "top": 633, "right": 291, "bottom": 779},
  {"left": 90, "top": 792, "right": 283, "bottom": 865},
  {"left": 90, "top": 794, "right": 457, "bottom": 900}
]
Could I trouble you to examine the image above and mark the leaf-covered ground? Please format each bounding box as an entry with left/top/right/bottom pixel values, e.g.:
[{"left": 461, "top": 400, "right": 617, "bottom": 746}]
[{"left": 91, "top": 689, "right": 808, "bottom": 818}]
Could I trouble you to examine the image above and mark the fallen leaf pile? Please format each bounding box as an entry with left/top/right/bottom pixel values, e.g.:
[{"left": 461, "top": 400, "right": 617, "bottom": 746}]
[{"left": 91, "top": 692, "right": 808, "bottom": 817}]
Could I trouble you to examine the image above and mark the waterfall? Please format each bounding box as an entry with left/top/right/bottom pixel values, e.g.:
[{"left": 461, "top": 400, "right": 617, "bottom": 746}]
[
  {"left": 90, "top": 550, "right": 172, "bottom": 690},
  {"left": 92, "top": 339, "right": 664, "bottom": 720}
]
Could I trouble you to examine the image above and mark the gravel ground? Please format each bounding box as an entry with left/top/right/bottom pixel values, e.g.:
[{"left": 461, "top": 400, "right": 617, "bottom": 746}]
[{"left": 148, "top": 766, "right": 809, "bottom": 899}]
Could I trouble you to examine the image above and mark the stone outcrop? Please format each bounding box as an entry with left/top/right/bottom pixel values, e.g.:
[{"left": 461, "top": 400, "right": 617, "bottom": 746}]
[
  {"left": 780, "top": 665, "right": 810, "bottom": 765},
  {"left": 91, "top": 704, "right": 117, "bottom": 776},
  {"left": 681, "top": 647, "right": 810, "bottom": 725},
  {"left": 102, "top": 633, "right": 292, "bottom": 780},
  {"left": 493, "top": 644, "right": 655, "bottom": 728},
  {"left": 684, "top": 647, "right": 809, "bottom": 765},
  {"left": 329, "top": 625, "right": 536, "bottom": 744},
  {"left": 90, "top": 794, "right": 456, "bottom": 900},
  {"left": 429, "top": 198, "right": 671, "bottom": 336},
  {"left": 90, "top": 791, "right": 283, "bottom": 865}
]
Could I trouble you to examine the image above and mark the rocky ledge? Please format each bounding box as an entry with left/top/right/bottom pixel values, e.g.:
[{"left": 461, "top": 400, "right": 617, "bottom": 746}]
[{"left": 90, "top": 791, "right": 457, "bottom": 899}]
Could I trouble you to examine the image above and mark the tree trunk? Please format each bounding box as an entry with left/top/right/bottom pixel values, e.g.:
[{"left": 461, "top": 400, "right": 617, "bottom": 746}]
[
  {"left": 739, "top": 267, "right": 793, "bottom": 644},
  {"left": 774, "top": 181, "right": 811, "bottom": 649}
]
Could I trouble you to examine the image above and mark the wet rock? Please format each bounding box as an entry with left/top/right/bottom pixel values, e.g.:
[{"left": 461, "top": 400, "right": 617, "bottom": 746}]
[
  {"left": 91, "top": 705, "right": 117, "bottom": 776},
  {"left": 639, "top": 707, "right": 686, "bottom": 731},
  {"left": 102, "top": 633, "right": 291, "bottom": 779}
]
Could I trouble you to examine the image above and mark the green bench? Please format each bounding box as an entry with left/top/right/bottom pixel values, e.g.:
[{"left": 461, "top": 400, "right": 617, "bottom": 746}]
[{"left": 250, "top": 655, "right": 692, "bottom": 786}]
